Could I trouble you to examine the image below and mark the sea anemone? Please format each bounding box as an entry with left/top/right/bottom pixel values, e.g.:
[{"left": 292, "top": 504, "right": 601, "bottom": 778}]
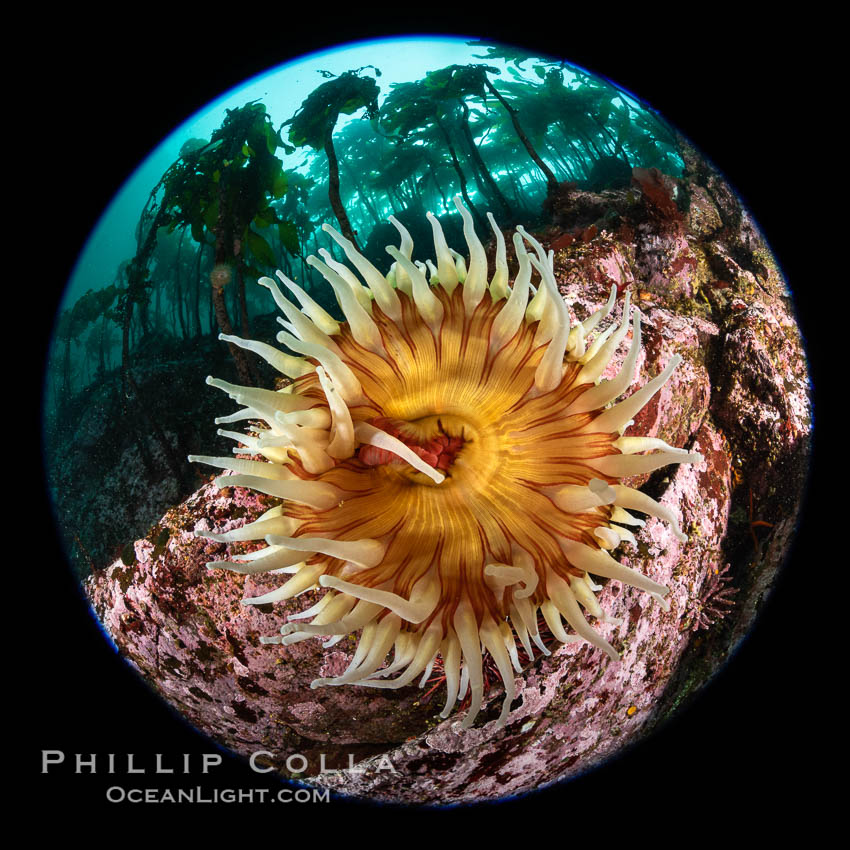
[{"left": 190, "top": 196, "right": 701, "bottom": 729}]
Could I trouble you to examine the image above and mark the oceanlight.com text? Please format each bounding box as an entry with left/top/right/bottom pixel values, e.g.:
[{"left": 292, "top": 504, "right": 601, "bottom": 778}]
[{"left": 105, "top": 786, "right": 330, "bottom": 804}]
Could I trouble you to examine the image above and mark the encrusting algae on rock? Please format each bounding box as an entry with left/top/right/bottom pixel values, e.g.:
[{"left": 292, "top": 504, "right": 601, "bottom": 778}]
[{"left": 190, "top": 196, "right": 701, "bottom": 729}]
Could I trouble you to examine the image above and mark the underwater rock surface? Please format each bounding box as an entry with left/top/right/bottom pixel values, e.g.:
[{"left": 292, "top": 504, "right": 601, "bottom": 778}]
[{"left": 85, "top": 144, "right": 810, "bottom": 803}]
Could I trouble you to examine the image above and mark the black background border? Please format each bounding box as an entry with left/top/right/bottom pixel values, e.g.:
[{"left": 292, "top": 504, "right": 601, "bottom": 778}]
[{"left": 29, "top": 7, "right": 827, "bottom": 827}]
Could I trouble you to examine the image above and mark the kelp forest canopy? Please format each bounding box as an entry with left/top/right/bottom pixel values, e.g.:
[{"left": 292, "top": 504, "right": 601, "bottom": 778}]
[{"left": 46, "top": 43, "right": 681, "bottom": 440}]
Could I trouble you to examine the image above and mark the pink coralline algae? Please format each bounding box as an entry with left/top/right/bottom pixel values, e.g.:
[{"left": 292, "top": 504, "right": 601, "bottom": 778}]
[{"left": 85, "top": 141, "right": 810, "bottom": 804}]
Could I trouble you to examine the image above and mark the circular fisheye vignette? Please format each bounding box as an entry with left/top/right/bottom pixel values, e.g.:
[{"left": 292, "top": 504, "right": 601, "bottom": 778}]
[{"left": 46, "top": 34, "right": 810, "bottom": 803}]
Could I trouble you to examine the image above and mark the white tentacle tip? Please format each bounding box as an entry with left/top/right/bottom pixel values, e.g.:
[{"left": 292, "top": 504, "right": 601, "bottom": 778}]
[
  {"left": 650, "top": 591, "right": 671, "bottom": 612},
  {"left": 588, "top": 477, "right": 616, "bottom": 505}
]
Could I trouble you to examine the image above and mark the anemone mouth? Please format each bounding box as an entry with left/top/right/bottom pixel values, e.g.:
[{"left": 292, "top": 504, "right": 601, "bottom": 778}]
[
  {"left": 190, "top": 195, "right": 702, "bottom": 730},
  {"left": 355, "top": 415, "right": 466, "bottom": 479}
]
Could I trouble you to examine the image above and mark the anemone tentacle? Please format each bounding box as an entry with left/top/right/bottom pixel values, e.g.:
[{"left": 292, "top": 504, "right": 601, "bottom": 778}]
[{"left": 192, "top": 195, "right": 701, "bottom": 729}]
